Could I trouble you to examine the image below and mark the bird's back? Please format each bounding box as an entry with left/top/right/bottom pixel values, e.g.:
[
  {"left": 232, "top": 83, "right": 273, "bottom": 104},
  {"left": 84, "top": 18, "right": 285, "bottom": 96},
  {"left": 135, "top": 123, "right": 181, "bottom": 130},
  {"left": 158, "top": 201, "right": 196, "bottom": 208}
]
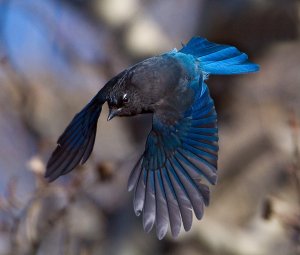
[
  {"left": 132, "top": 53, "right": 200, "bottom": 90},
  {"left": 128, "top": 53, "right": 200, "bottom": 118}
]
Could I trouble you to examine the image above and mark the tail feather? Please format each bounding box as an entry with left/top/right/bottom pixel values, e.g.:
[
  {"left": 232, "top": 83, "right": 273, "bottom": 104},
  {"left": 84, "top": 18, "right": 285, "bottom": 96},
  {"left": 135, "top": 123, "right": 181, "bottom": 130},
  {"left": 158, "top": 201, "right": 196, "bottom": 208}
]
[
  {"left": 180, "top": 37, "right": 259, "bottom": 75},
  {"left": 45, "top": 96, "right": 103, "bottom": 182}
]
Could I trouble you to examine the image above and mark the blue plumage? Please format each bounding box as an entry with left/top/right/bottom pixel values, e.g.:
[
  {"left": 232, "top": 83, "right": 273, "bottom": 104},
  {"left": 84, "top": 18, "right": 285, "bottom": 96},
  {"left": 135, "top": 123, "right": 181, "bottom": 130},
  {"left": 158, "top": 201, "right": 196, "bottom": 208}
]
[
  {"left": 180, "top": 37, "right": 259, "bottom": 74},
  {"left": 127, "top": 80, "right": 218, "bottom": 238},
  {"left": 45, "top": 37, "right": 259, "bottom": 239},
  {"left": 46, "top": 96, "right": 103, "bottom": 182}
]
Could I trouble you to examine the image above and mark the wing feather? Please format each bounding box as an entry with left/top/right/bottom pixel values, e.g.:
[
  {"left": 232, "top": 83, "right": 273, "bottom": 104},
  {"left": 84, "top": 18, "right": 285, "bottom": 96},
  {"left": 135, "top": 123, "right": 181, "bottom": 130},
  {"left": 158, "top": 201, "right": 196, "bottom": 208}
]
[{"left": 128, "top": 81, "right": 218, "bottom": 238}]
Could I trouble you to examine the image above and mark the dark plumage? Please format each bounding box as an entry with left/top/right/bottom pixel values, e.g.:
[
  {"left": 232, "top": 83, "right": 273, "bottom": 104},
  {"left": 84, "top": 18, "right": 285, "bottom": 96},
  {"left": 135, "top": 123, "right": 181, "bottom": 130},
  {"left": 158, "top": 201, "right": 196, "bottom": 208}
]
[{"left": 45, "top": 37, "right": 259, "bottom": 239}]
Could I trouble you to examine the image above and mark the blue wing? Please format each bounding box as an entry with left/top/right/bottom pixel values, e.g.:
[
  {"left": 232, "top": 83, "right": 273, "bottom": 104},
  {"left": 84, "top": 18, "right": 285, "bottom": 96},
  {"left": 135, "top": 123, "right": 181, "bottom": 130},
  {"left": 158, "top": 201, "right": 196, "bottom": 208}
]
[
  {"left": 128, "top": 82, "right": 218, "bottom": 239},
  {"left": 45, "top": 97, "right": 102, "bottom": 182}
]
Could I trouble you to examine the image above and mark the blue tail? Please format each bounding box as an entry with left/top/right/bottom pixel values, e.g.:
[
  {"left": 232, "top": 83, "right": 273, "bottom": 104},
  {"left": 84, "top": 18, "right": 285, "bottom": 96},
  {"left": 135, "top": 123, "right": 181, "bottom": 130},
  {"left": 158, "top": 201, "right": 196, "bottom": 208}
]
[{"left": 180, "top": 37, "right": 259, "bottom": 75}]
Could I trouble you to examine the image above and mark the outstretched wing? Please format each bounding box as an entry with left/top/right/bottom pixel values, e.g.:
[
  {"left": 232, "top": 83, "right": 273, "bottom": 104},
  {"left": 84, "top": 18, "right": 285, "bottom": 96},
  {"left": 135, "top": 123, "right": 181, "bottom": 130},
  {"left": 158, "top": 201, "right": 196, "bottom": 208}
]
[
  {"left": 128, "top": 81, "right": 218, "bottom": 239},
  {"left": 45, "top": 96, "right": 103, "bottom": 182}
]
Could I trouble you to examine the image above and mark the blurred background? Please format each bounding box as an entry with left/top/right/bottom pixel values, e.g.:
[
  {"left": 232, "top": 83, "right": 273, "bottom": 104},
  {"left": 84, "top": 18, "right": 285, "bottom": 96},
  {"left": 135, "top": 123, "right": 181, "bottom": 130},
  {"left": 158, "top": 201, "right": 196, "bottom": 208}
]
[{"left": 0, "top": 0, "right": 299, "bottom": 254}]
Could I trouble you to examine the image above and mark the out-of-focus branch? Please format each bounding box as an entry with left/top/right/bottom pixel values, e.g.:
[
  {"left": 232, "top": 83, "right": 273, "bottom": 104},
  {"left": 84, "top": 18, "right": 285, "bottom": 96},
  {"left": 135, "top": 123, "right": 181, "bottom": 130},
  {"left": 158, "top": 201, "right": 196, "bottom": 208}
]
[{"left": 289, "top": 110, "right": 300, "bottom": 206}]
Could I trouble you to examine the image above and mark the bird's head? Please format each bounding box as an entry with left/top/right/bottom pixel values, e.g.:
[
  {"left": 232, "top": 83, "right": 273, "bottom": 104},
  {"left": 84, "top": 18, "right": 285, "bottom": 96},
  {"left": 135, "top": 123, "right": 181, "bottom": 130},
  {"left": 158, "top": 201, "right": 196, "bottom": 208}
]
[
  {"left": 106, "top": 90, "right": 135, "bottom": 120},
  {"left": 105, "top": 56, "right": 176, "bottom": 120},
  {"left": 105, "top": 71, "right": 153, "bottom": 121}
]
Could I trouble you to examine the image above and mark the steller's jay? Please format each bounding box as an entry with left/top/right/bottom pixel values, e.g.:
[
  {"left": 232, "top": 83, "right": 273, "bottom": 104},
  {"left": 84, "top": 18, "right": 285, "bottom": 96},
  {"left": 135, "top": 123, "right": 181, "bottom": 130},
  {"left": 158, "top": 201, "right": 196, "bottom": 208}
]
[{"left": 45, "top": 37, "right": 259, "bottom": 239}]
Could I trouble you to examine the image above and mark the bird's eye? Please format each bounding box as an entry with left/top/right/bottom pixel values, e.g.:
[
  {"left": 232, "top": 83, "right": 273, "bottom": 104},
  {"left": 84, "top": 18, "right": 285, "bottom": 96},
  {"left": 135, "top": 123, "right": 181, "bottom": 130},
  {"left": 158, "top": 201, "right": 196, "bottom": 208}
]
[{"left": 122, "top": 93, "right": 129, "bottom": 103}]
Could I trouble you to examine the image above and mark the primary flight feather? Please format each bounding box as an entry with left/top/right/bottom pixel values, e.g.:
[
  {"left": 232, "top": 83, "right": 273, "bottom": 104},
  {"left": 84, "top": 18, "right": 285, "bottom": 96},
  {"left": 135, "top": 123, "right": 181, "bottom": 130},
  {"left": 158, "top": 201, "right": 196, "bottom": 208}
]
[{"left": 45, "top": 37, "right": 259, "bottom": 239}]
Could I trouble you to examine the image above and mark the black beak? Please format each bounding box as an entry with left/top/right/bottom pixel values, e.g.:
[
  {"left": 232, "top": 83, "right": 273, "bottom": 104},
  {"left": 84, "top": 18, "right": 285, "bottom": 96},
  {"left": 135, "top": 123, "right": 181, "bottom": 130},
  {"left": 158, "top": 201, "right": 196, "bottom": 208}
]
[{"left": 107, "top": 108, "right": 121, "bottom": 121}]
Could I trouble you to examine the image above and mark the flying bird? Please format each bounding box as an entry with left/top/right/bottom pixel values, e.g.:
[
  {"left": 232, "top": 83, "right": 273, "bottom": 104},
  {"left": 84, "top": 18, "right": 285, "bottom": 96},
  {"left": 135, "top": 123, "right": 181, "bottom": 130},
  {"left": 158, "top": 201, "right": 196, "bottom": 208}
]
[{"left": 45, "top": 37, "right": 259, "bottom": 239}]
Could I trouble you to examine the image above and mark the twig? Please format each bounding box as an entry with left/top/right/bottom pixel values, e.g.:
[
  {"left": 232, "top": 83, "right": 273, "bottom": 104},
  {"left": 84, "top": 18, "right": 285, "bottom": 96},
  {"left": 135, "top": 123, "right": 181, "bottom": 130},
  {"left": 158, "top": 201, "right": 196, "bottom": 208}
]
[{"left": 289, "top": 110, "right": 300, "bottom": 206}]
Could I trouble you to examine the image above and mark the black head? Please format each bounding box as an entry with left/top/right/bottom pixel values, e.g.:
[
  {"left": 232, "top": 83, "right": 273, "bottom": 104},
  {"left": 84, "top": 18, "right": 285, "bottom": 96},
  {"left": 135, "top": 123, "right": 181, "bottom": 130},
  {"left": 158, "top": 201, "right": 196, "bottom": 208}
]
[
  {"left": 107, "top": 89, "right": 136, "bottom": 120},
  {"left": 105, "top": 70, "right": 153, "bottom": 121}
]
